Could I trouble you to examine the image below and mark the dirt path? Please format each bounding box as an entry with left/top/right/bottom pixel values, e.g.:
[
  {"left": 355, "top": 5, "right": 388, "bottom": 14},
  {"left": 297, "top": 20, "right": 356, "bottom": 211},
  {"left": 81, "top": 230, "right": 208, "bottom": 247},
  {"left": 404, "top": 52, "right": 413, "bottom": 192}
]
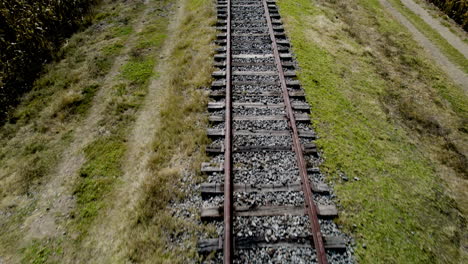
[
  {"left": 22, "top": 2, "right": 152, "bottom": 245},
  {"left": 380, "top": 0, "right": 468, "bottom": 93},
  {"left": 80, "top": 1, "right": 183, "bottom": 262},
  {"left": 401, "top": 0, "right": 468, "bottom": 59}
]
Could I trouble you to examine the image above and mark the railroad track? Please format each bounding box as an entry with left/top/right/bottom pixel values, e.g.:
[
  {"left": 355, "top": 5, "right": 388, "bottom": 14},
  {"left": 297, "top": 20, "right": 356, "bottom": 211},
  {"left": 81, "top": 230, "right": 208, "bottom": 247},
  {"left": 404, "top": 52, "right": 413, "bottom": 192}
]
[{"left": 198, "top": 0, "right": 353, "bottom": 262}]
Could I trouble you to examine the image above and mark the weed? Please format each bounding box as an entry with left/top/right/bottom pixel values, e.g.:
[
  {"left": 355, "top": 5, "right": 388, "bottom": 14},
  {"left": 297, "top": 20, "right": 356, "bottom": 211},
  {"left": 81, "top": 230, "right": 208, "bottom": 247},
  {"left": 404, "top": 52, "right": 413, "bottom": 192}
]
[
  {"left": 121, "top": 59, "right": 155, "bottom": 85},
  {"left": 21, "top": 239, "right": 63, "bottom": 264},
  {"left": 21, "top": 241, "right": 52, "bottom": 264},
  {"left": 102, "top": 42, "right": 125, "bottom": 56},
  {"left": 112, "top": 25, "right": 133, "bottom": 37}
]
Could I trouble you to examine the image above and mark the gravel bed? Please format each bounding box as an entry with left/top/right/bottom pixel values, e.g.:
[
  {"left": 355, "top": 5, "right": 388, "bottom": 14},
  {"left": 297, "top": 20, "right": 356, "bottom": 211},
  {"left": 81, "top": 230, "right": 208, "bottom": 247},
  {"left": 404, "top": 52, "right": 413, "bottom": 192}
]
[
  {"left": 287, "top": 86, "right": 302, "bottom": 92},
  {"left": 203, "top": 195, "right": 224, "bottom": 207},
  {"left": 234, "top": 247, "right": 317, "bottom": 264},
  {"left": 210, "top": 97, "right": 225, "bottom": 103},
  {"left": 233, "top": 27, "right": 268, "bottom": 34},
  {"left": 233, "top": 65, "right": 276, "bottom": 71},
  {"left": 233, "top": 151, "right": 299, "bottom": 184},
  {"left": 232, "top": 13, "right": 265, "bottom": 20},
  {"left": 234, "top": 135, "right": 292, "bottom": 147},
  {"left": 232, "top": 56, "right": 275, "bottom": 64},
  {"left": 233, "top": 49, "right": 272, "bottom": 55},
  {"left": 294, "top": 109, "right": 310, "bottom": 115},
  {"left": 231, "top": 6, "right": 264, "bottom": 12},
  {"left": 233, "top": 74, "right": 279, "bottom": 82},
  {"left": 291, "top": 98, "right": 307, "bottom": 105},
  {"left": 327, "top": 250, "right": 355, "bottom": 264},
  {"left": 209, "top": 109, "right": 225, "bottom": 116},
  {"left": 233, "top": 120, "right": 288, "bottom": 130},
  {"left": 308, "top": 172, "right": 326, "bottom": 184},
  {"left": 232, "top": 40, "right": 270, "bottom": 49},
  {"left": 234, "top": 106, "right": 285, "bottom": 115},
  {"left": 211, "top": 122, "right": 225, "bottom": 129},
  {"left": 231, "top": 40, "right": 272, "bottom": 48},
  {"left": 234, "top": 191, "right": 304, "bottom": 207},
  {"left": 233, "top": 95, "right": 284, "bottom": 104},
  {"left": 299, "top": 136, "right": 314, "bottom": 146},
  {"left": 209, "top": 138, "right": 224, "bottom": 148},
  {"left": 314, "top": 193, "right": 335, "bottom": 206},
  {"left": 234, "top": 215, "right": 311, "bottom": 239},
  {"left": 232, "top": 20, "right": 266, "bottom": 26},
  {"left": 233, "top": 84, "right": 281, "bottom": 93},
  {"left": 206, "top": 172, "right": 224, "bottom": 183},
  {"left": 209, "top": 154, "right": 224, "bottom": 164},
  {"left": 305, "top": 154, "right": 323, "bottom": 168},
  {"left": 296, "top": 122, "right": 314, "bottom": 131},
  {"left": 319, "top": 219, "right": 343, "bottom": 237}
]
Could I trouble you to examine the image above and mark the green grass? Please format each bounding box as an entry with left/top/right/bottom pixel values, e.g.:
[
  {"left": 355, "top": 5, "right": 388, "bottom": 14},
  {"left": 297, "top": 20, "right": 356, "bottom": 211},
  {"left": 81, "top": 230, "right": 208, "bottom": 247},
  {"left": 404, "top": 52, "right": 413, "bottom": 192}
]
[
  {"left": 121, "top": 0, "right": 217, "bottom": 262},
  {"left": 0, "top": 1, "right": 157, "bottom": 262},
  {"left": 277, "top": 0, "right": 466, "bottom": 263},
  {"left": 67, "top": 1, "right": 172, "bottom": 259},
  {"left": 112, "top": 25, "right": 133, "bottom": 37},
  {"left": 387, "top": 0, "right": 468, "bottom": 73},
  {"left": 102, "top": 42, "right": 125, "bottom": 56},
  {"left": 73, "top": 136, "right": 126, "bottom": 237},
  {"left": 121, "top": 59, "right": 156, "bottom": 85},
  {"left": 21, "top": 239, "right": 63, "bottom": 264}
]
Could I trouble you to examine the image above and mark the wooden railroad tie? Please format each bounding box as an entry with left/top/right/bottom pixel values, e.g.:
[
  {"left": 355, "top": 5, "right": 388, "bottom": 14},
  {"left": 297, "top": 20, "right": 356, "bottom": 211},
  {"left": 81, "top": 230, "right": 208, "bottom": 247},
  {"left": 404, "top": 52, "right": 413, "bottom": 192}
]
[
  {"left": 200, "top": 204, "right": 338, "bottom": 220},
  {"left": 199, "top": 182, "right": 329, "bottom": 196},
  {"left": 198, "top": 236, "right": 346, "bottom": 253}
]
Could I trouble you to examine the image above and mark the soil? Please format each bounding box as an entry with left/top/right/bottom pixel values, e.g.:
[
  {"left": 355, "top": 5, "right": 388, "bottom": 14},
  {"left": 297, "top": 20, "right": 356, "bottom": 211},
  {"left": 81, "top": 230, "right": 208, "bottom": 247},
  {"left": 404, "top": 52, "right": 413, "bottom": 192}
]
[
  {"left": 380, "top": 0, "right": 468, "bottom": 93},
  {"left": 401, "top": 0, "right": 467, "bottom": 59},
  {"left": 23, "top": 1, "right": 153, "bottom": 248}
]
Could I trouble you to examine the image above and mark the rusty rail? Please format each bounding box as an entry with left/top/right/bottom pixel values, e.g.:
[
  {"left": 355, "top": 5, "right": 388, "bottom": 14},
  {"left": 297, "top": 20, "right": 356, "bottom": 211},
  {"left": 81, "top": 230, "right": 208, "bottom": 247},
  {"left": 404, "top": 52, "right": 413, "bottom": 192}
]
[
  {"left": 261, "top": 0, "right": 328, "bottom": 263},
  {"left": 223, "top": 0, "right": 233, "bottom": 263}
]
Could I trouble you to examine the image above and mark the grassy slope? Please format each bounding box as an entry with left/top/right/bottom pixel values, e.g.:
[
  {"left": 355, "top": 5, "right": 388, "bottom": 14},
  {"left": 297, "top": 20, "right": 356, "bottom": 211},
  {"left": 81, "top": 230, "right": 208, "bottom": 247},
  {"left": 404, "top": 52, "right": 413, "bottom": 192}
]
[
  {"left": 69, "top": 0, "right": 171, "bottom": 249},
  {"left": 116, "top": 0, "right": 216, "bottom": 262},
  {"left": 0, "top": 0, "right": 174, "bottom": 263},
  {"left": 0, "top": 0, "right": 136, "bottom": 261},
  {"left": 277, "top": 0, "right": 467, "bottom": 263},
  {"left": 412, "top": 0, "right": 468, "bottom": 43},
  {"left": 387, "top": 0, "right": 468, "bottom": 73}
]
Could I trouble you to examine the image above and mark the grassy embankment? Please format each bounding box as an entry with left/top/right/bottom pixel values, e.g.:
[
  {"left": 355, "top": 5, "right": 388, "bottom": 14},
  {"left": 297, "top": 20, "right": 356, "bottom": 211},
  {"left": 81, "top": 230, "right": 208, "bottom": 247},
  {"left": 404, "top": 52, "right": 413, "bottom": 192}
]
[
  {"left": 412, "top": 0, "right": 468, "bottom": 43},
  {"left": 0, "top": 0, "right": 174, "bottom": 263},
  {"left": 387, "top": 0, "right": 468, "bottom": 72},
  {"left": 120, "top": 0, "right": 217, "bottom": 262},
  {"left": 277, "top": 0, "right": 467, "bottom": 263}
]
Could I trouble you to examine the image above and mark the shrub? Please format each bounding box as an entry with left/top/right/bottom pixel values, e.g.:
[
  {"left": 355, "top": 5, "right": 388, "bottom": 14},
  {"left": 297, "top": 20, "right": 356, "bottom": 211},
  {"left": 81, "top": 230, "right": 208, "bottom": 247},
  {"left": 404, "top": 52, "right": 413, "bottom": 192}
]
[
  {"left": 426, "top": 0, "right": 468, "bottom": 30},
  {"left": 0, "top": 0, "right": 97, "bottom": 120}
]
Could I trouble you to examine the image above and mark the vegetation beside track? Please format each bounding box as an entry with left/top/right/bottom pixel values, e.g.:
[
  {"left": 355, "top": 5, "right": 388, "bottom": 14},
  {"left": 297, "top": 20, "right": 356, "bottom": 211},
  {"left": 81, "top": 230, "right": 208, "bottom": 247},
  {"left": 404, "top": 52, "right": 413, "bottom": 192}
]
[
  {"left": 425, "top": 0, "right": 467, "bottom": 30},
  {"left": 0, "top": 0, "right": 98, "bottom": 119},
  {"left": 0, "top": 0, "right": 175, "bottom": 262},
  {"left": 119, "top": 0, "right": 217, "bottom": 262},
  {"left": 387, "top": 0, "right": 468, "bottom": 73},
  {"left": 278, "top": 0, "right": 467, "bottom": 263}
]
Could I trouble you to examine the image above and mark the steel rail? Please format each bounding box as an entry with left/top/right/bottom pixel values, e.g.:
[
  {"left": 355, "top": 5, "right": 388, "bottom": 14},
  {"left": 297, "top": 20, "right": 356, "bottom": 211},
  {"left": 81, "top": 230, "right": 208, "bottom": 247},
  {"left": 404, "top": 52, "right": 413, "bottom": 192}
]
[
  {"left": 261, "top": 0, "right": 328, "bottom": 263},
  {"left": 223, "top": 0, "right": 233, "bottom": 262}
]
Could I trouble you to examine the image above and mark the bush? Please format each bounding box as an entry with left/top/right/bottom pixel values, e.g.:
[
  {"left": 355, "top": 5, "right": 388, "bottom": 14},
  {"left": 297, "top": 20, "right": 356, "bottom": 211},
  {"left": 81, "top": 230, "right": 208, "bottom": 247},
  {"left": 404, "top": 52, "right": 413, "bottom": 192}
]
[
  {"left": 426, "top": 0, "right": 468, "bottom": 30},
  {"left": 0, "top": 0, "right": 97, "bottom": 120}
]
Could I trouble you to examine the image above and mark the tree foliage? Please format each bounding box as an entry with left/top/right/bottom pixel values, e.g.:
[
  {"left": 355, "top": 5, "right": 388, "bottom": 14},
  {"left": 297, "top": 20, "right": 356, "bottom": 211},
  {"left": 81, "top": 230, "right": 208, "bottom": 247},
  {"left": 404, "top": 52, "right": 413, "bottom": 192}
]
[
  {"left": 0, "top": 0, "right": 97, "bottom": 120},
  {"left": 426, "top": 0, "right": 467, "bottom": 31}
]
